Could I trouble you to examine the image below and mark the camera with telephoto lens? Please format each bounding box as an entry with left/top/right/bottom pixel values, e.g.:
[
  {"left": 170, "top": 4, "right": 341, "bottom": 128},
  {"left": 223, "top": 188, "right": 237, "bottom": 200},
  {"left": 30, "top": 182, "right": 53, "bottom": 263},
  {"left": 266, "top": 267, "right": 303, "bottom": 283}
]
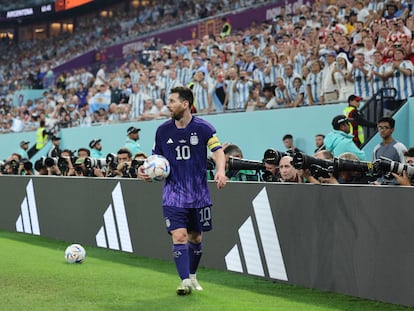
[
  {"left": 57, "top": 156, "right": 77, "bottom": 174},
  {"left": 121, "top": 159, "right": 145, "bottom": 178},
  {"left": 228, "top": 149, "right": 288, "bottom": 172},
  {"left": 105, "top": 153, "right": 118, "bottom": 170},
  {"left": 227, "top": 157, "right": 266, "bottom": 172},
  {"left": 292, "top": 152, "right": 374, "bottom": 178},
  {"left": 374, "top": 157, "right": 414, "bottom": 179},
  {"left": 84, "top": 157, "right": 107, "bottom": 169},
  {"left": 104, "top": 153, "right": 119, "bottom": 177}
]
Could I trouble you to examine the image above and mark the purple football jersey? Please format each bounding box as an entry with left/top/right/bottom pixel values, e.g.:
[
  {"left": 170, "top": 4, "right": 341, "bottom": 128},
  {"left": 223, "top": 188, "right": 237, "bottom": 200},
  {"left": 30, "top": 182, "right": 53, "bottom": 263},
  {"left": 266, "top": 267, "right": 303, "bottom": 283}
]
[{"left": 153, "top": 116, "right": 220, "bottom": 208}]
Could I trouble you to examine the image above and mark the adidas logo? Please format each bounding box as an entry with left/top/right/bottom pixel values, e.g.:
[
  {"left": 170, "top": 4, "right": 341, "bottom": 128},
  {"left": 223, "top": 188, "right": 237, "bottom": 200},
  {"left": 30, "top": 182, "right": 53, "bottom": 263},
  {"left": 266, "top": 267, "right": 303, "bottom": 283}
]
[
  {"left": 167, "top": 138, "right": 174, "bottom": 144},
  {"left": 16, "top": 179, "right": 40, "bottom": 235},
  {"left": 95, "top": 182, "right": 133, "bottom": 252},
  {"left": 225, "top": 187, "right": 288, "bottom": 281}
]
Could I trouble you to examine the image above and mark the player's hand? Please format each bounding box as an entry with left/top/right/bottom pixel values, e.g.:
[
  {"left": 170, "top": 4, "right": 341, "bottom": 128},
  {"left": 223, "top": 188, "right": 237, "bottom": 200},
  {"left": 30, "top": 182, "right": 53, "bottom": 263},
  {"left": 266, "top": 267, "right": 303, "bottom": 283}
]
[
  {"left": 214, "top": 171, "right": 227, "bottom": 189},
  {"left": 137, "top": 165, "right": 152, "bottom": 181}
]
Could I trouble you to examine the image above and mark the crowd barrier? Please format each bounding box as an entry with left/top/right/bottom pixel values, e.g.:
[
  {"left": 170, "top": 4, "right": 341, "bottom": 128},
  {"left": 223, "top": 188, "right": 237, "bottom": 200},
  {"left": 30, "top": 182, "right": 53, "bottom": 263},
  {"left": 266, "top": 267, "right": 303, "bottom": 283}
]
[{"left": 0, "top": 175, "right": 413, "bottom": 307}]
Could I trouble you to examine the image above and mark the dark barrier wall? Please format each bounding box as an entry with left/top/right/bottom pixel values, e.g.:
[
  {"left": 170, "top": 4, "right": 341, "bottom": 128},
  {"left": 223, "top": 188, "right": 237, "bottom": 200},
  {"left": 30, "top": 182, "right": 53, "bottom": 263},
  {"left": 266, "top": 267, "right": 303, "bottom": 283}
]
[{"left": 0, "top": 176, "right": 413, "bottom": 306}]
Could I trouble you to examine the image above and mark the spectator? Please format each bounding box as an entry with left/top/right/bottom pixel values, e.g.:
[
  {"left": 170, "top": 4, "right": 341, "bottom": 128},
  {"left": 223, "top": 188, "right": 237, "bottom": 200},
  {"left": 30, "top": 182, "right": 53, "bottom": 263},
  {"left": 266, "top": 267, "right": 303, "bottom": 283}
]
[
  {"left": 324, "top": 115, "right": 366, "bottom": 160},
  {"left": 306, "top": 60, "right": 323, "bottom": 105},
  {"left": 370, "top": 50, "right": 391, "bottom": 97},
  {"left": 274, "top": 77, "right": 290, "bottom": 107},
  {"left": 320, "top": 50, "right": 339, "bottom": 103},
  {"left": 129, "top": 83, "right": 150, "bottom": 120},
  {"left": 349, "top": 52, "right": 372, "bottom": 99},
  {"left": 383, "top": 48, "right": 414, "bottom": 111},
  {"left": 94, "top": 64, "right": 108, "bottom": 86},
  {"left": 333, "top": 53, "right": 354, "bottom": 101}
]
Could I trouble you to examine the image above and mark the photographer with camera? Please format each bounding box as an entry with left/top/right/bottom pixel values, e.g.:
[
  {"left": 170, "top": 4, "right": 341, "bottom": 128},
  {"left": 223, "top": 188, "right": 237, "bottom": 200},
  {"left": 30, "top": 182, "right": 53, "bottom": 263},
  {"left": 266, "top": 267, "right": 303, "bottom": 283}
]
[
  {"left": 223, "top": 144, "right": 259, "bottom": 181},
  {"left": 72, "top": 147, "right": 105, "bottom": 177},
  {"left": 321, "top": 152, "right": 375, "bottom": 184},
  {"left": 291, "top": 151, "right": 376, "bottom": 184},
  {"left": 392, "top": 147, "right": 414, "bottom": 186},
  {"left": 262, "top": 149, "right": 280, "bottom": 182},
  {"left": 107, "top": 148, "right": 140, "bottom": 178},
  {"left": 279, "top": 155, "right": 304, "bottom": 183}
]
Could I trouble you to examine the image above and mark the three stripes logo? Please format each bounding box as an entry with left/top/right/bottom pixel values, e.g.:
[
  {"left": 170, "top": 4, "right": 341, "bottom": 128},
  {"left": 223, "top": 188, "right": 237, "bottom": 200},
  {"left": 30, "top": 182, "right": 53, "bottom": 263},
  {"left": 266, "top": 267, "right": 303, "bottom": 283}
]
[
  {"left": 225, "top": 187, "right": 288, "bottom": 281},
  {"left": 16, "top": 179, "right": 40, "bottom": 235},
  {"left": 95, "top": 182, "right": 133, "bottom": 252}
]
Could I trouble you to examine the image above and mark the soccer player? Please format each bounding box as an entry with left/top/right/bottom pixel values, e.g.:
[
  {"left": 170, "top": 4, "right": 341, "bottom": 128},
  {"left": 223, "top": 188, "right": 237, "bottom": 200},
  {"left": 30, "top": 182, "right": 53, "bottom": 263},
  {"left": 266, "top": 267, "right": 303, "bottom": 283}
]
[{"left": 138, "top": 86, "right": 227, "bottom": 295}]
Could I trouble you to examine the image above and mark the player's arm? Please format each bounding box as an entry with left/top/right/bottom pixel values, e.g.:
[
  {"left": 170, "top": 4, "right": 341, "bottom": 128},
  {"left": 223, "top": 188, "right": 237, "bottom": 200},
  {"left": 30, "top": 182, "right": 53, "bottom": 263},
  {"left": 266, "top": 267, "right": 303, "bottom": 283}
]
[
  {"left": 210, "top": 148, "right": 226, "bottom": 189},
  {"left": 207, "top": 134, "right": 227, "bottom": 189}
]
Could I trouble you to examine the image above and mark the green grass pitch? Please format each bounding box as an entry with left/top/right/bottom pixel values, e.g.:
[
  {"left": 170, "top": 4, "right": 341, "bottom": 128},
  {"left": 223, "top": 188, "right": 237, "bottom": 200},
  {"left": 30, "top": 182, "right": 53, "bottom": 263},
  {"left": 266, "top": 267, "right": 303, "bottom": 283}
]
[{"left": 0, "top": 231, "right": 410, "bottom": 311}]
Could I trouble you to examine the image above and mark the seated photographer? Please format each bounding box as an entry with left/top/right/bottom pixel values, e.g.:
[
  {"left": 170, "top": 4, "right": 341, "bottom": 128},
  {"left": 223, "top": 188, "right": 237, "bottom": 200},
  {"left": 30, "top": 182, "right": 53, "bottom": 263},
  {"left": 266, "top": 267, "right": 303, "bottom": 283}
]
[
  {"left": 73, "top": 150, "right": 105, "bottom": 178},
  {"left": 279, "top": 155, "right": 304, "bottom": 183},
  {"left": 262, "top": 149, "right": 280, "bottom": 182},
  {"left": 223, "top": 144, "right": 259, "bottom": 181},
  {"left": 302, "top": 150, "right": 334, "bottom": 184},
  {"left": 318, "top": 152, "right": 375, "bottom": 184},
  {"left": 391, "top": 147, "right": 414, "bottom": 186},
  {"left": 107, "top": 148, "right": 137, "bottom": 178},
  {"left": 59, "top": 149, "right": 76, "bottom": 176}
]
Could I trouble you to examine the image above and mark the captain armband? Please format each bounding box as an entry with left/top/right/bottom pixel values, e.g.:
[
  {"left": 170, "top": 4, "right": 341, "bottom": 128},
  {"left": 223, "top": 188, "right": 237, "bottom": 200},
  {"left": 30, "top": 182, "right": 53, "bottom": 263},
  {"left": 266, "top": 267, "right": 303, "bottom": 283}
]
[{"left": 207, "top": 135, "right": 222, "bottom": 151}]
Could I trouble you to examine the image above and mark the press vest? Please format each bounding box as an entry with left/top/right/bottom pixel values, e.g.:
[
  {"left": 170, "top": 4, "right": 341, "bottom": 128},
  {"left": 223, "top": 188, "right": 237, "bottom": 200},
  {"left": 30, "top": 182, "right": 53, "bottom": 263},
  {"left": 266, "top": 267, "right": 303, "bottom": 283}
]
[
  {"left": 343, "top": 106, "right": 364, "bottom": 145},
  {"left": 36, "top": 127, "right": 48, "bottom": 149}
]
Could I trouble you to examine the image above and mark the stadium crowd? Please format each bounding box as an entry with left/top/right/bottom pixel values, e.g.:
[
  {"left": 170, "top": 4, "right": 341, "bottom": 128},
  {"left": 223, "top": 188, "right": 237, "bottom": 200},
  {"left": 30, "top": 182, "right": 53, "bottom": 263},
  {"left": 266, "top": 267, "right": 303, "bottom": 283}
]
[{"left": 0, "top": 0, "right": 413, "bottom": 185}]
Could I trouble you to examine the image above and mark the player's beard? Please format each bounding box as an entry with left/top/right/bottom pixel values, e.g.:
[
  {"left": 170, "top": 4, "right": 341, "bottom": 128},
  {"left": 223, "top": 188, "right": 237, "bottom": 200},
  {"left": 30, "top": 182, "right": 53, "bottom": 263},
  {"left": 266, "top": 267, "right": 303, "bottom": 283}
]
[{"left": 171, "top": 107, "right": 185, "bottom": 121}]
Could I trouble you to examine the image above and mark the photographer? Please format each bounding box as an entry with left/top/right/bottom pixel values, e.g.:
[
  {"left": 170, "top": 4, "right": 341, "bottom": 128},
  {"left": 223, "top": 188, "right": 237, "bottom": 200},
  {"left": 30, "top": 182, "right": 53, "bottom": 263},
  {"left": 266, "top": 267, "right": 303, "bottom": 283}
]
[
  {"left": 390, "top": 147, "right": 414, "bottom": 186},
  {"left": 292, "top": 151, "right": 375, "bottom": 184},
  {"left": 320, "top": 152, "right": 375, "bottom": 184},
  {"left": 59, "top": 149, "right": 76, "bottom": 176},
  {"left": 73, "top": 148, "right": 105, "bottom": 177},
  {"left": 279, "top": 155, "right": 304, "bottom": 183},
  {"left": 223, "top": 144, "right": 259, "bottom": 181},
  {"left": 107, "top": 148, "right": 139, "bottom": 178},
  {"left": 262, "top": 149, "right": 280, "bottom": 182}
]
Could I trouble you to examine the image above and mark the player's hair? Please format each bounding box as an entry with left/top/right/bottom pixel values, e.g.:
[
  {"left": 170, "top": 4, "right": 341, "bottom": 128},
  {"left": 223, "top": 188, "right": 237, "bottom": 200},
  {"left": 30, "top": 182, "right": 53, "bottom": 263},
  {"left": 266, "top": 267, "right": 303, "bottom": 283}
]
[{"left": 170, "top": 86, "right": 194, "bottom": 107}]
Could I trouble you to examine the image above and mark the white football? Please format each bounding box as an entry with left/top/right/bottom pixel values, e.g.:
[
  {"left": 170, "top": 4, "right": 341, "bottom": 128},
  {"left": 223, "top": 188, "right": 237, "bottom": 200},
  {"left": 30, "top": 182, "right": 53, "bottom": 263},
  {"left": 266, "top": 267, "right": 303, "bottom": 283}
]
[
  {"left": 143, "top": 154, "right": 170, "bottom": 181},
  {"left": 65, "top": 243, "right": 86, "bottom": 264}
]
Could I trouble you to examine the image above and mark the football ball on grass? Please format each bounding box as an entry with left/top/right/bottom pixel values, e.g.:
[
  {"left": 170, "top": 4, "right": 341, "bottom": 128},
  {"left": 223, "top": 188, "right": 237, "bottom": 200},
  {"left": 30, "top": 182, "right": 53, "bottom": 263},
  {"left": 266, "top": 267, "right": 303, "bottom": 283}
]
[
  {"left": 143, "top": 155, "right": 170, "bottom": 181},
  {"left": 65, "top": 243, "right": 86, "bottom": 264}
]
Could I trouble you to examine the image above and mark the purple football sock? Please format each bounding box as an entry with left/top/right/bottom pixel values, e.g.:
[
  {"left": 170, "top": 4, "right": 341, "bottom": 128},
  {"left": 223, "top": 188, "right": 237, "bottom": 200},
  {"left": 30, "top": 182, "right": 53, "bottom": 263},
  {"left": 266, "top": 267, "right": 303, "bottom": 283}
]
[
  {"left": 173, "top": 244, "right": 189, "bottom": 280},
  {"left": 188, "top": 242, "right": 203, "bottom": 274}
]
